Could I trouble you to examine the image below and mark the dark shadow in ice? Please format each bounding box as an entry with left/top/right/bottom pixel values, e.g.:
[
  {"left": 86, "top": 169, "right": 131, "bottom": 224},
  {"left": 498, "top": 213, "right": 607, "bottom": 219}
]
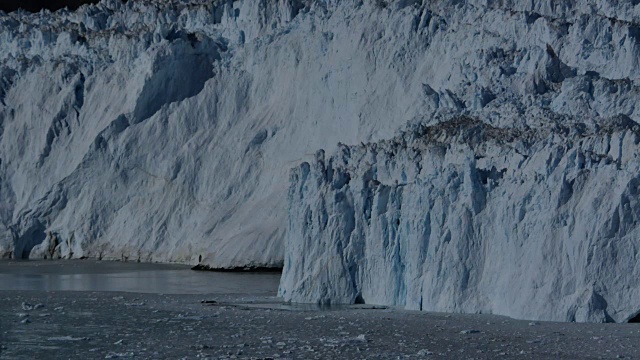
[
  {"left": 628, "top": 312, "right": 640, "bottom": 323},
  {"left": 132, "top": 50, "right": 218, "bottom": 123},
  {"left": 13, "top": 223, "right": 46, "bottom": 260}
]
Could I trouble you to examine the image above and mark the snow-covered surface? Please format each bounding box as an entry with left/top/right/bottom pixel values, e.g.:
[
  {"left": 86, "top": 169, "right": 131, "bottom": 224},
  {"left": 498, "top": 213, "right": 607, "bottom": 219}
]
[{"left": 2, "top": 0, "right": 640, "bottom": 318}]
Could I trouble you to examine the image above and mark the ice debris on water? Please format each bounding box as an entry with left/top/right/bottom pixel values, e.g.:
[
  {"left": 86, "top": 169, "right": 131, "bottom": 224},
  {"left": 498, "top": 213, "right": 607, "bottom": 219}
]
[
  {"left": 417, "top": 349, "right": 434, "bottom": 356},
  {"left": 351, "top": 334, "right": 367, "bottom": 343},
  {"left": 47, "top": 336, "right": 89, "bottom": 341},
  {"left": 124, "top": 301, "right": 145, "bottom": 307},
  {"left": 21, "top": 302, "right": 44, "bottom": 311},
  {"left": 104, "top": 352, "right": 135, "bottom": 359}
]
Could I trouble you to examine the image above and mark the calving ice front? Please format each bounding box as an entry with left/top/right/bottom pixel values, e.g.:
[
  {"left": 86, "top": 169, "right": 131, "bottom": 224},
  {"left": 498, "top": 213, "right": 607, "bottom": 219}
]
[
  {"left": 1, "top": 0, "right": 640, "bottom": 322},
  {"left": 279, "top": 116, "right": 640, "bottom": 323}
]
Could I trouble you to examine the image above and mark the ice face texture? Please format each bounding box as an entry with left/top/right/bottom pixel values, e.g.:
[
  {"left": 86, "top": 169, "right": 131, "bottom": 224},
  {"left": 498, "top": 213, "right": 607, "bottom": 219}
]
[
  {"left": 2, "top": 0, "right": 640, "bottom": 308},
  {"left": 279, "top": 116, "right": 640, "bottom": 323}
]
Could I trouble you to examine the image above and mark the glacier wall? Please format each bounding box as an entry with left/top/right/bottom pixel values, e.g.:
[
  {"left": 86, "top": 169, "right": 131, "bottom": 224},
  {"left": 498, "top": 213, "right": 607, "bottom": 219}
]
[
  {"left": 280, "top": 116, "right": 640, "bottom": 323},
  {"left": 2, "top": 0, "right": 640, "bottom": 280}
]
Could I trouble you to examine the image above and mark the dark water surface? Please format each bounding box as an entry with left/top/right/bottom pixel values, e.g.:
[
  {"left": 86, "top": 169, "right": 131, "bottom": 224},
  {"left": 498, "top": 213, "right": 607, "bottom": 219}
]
[{"left": 0, "top": 260, "right": 281, "bottom": 295}]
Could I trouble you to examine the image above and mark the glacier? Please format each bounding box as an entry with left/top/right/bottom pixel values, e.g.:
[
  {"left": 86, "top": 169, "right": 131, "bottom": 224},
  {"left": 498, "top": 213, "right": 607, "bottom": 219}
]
[
  {"left": 279, "top": 115, "right": 640, "bottom": 323},
  {"left": 2, "top": 0, "right": 640, "bottom": 321}
]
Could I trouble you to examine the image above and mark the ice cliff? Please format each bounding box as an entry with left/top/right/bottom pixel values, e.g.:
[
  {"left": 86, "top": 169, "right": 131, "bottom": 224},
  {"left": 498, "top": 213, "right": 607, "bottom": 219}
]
[
  {"left": 2, "top": 0, "right": 640, "bottom": 320},
  {"left": 276, "top": 0, "right": 640, "bottom": 322},
  {"left": 280, "top": 116, "right": 640, "bottom": 323}
]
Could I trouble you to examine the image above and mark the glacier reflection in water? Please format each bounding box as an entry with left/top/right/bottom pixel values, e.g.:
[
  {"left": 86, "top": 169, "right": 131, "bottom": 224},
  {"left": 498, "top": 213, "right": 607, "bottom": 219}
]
[{"left": 0, "top": 260, "right": 281, "bottom": 295}]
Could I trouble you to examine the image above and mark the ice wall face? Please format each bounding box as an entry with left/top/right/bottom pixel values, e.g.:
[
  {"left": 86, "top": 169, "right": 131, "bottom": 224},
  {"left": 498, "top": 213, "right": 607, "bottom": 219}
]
[
  {"left": 280, "top": 116, "right": 640, "bottom": 323},
  {"left": 2, "top": 0, "right": 640, "bottom": 279},
  {"left": 0, "top": 0, "right": 312, "bottom": 264}
]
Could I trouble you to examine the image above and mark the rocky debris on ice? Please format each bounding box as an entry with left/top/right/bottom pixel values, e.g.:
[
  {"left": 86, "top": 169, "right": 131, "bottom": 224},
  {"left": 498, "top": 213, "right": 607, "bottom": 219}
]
[
  {"left": 280, "top": 115, "right": 640, "bottom": 323},
  {"left": 3, "top": 0, "right": 640, "bottom": 273}
]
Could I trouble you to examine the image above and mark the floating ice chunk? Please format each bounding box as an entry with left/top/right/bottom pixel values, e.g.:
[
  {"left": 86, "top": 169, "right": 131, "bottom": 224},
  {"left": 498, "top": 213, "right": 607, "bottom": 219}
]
[
  {"left": 104, "top": 352, "right": 135, "bottom": 359},
  {"left": 47, "top": 336, "right": 89, "bottom": 341}
]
